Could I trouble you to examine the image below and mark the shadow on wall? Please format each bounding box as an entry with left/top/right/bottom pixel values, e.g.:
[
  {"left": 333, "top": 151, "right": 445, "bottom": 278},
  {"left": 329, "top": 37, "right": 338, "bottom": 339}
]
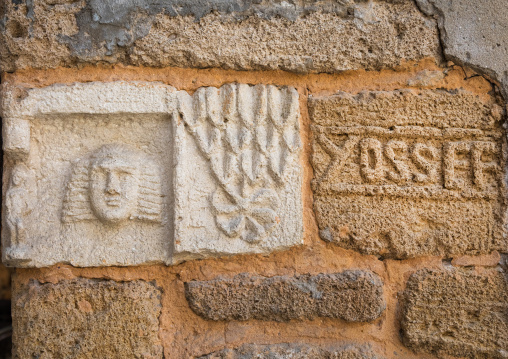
[{"left": 0, "top": 262, "right": 11, "bottom": 358}]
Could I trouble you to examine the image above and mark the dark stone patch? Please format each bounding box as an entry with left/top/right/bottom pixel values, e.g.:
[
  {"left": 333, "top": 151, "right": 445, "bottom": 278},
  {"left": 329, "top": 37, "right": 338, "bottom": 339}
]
[{"left": 185, "top": 270, "right": 385, "bottom": 322}]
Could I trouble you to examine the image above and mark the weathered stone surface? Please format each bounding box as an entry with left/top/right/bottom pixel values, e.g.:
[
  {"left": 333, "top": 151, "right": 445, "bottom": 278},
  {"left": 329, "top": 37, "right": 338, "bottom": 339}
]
[
  {"left": 1, "top": 81, "right": 175, "bottom": 267},
  {"left": 185, "top": 270, "right": 385, "bottom": 322},
  {"left": 310, "top": 89, "right": 507, "bottom": 259},
  {"left": 199, "top": 343, "right": 381, "bottom": 359},
  {"left": 13, "top": 278, "right": 163, "bottom": 359},
  {"left": 416, "top": 0, "right": 508, "bottom": 95},
  {"left": 0, "top": 0, "right": 440, "bottom": 72},
  {"left": 401, "top": 269, "right": 508, "bottom": 358},
  {"left": 1, "top": 81, "right": 303, "bottom": 267},
  {"left": 174, "top": 83, "right": 303, "bottom": 262}
]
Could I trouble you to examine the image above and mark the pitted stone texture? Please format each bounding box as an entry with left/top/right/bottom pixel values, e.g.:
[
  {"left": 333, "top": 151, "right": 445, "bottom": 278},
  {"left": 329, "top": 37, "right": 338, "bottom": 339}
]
[
  {"left": 174, "top": 83, "right": 303, "bottom": 261},
  {"left": 416, "top": 0, "right": 508, "bottom": 95},
  {"left": 1, "top": 81, "right": 175, "bottom": 267},
  {"left": 185, "top": 270, "right": 385, "bottom": 322},
  {"left": 310, "top": 89, "right": 507, "bottom": 259},
  {"left": 199, "top": 343, "right": 381, "bottom": 359},
  {"left": 0, "top": 0, "right": 440, "bottom": 72},
  {"left": 401, "top": 269, "right": 508, "bottom": 359},
  {"left": 13, "top": 278, "right": 163, "bottom": 359}
]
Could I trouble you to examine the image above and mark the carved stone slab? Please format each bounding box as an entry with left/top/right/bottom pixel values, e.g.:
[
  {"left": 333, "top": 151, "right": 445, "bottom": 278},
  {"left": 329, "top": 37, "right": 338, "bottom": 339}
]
[
  {"left": 1, "top": 81, "right": 175, "bottom": 267},
  {"left": 1, "top": 81, "right": 303, "bottom": 267},
  {"left": 310, "top": 90, "right": 507, "bottom": 259},
  {"left": 173, "top": 84, "right": 303, "bottom": 261}
]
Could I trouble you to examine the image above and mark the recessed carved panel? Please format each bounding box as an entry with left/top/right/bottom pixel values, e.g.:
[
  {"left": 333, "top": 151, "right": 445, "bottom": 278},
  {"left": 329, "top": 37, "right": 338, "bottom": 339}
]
[
  {"left": 310, "top": 90, "right": 507, "bottom": 258},
  {"left": 1, "top": 82, "right": 174, "bottom": 267}
]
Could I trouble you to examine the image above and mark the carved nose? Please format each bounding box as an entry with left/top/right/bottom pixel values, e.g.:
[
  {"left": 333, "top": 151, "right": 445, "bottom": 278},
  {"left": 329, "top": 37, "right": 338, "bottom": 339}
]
[{"left": 105, "top": 172, "right": 120, "bottom": 195}]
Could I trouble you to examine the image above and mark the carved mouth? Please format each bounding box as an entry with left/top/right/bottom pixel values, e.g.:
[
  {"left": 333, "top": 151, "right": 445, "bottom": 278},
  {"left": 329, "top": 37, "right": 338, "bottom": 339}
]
[{"left": 105, "top": 195, "right": 121, "bottom": 207}]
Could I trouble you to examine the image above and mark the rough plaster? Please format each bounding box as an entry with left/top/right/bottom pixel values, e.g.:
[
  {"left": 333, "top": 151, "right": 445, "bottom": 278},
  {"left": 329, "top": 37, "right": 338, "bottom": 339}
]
[{"left": 415, "top": 0, "right": 508, "bottom": 95}]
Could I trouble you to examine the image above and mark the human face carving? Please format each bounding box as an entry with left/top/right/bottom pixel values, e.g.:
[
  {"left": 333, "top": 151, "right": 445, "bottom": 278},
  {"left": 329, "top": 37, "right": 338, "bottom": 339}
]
[{"left": 89, "top": 157, "right": 140, "bottom": 224}]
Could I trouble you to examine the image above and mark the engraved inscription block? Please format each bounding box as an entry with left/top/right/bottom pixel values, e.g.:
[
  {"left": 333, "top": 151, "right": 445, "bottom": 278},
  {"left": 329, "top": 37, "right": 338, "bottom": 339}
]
[
  {"left": 173, "top": 84, "right": 303, "bottom": 261},
  {"left": 1, "top": 81, "right": 304, "bottom": 267},
  {"left": 310, "top": 90, "right": 507, "bottom": 258},
  {"left": 1, "top": 82, "right": 175, "bottom": 267}
]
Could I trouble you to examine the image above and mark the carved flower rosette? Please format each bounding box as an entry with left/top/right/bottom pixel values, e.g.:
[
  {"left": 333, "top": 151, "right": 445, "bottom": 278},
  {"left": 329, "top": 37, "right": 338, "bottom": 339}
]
[{"left": 177, "top": 84, "right": 300, "bottom": 243}]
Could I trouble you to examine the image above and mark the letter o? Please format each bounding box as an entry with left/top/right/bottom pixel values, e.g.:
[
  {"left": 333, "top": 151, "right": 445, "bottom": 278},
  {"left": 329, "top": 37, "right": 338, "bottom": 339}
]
[{"left": 360, "top": 138, "right": 384, "bottom": 183}]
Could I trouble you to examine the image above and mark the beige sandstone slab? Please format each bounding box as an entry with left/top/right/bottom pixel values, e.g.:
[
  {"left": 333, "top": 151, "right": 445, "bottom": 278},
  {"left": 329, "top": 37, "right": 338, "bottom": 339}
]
[
  {"left": 12, "top": 278, "right": 163, "bottom": 359},
  {"left": 0, "top": 1, "right": 440, "bottom": 73},
  {"left": 310, "top": 89, "right": 507, "bottom": 259},
  {"left": 1, "top": 81, "right": 303, "bottom": 267}
]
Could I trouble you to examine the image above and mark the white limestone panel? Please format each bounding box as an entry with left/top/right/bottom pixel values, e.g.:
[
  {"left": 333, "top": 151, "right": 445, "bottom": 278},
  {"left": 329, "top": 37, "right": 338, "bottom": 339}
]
[
  {"left": 2, "top": 81, "right": 175, "bottom": 267},
  {"left": 173, "top": 84, "right": 303, "bottom": 262},
  {"left": 1, "top": 81, "right": 304, "bottom": 267}
]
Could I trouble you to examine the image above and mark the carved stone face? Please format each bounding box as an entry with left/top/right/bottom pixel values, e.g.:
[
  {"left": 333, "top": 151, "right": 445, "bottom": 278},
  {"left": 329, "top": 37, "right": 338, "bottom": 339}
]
[{"left": 89, "top": 157, "right": 140, "bottom": 224}]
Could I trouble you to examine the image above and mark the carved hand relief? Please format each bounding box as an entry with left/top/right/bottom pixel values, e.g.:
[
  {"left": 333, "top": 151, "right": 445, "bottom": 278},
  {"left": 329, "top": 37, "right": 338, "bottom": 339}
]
[
  {"left": 0, "top": 81, "right": 304, "bottom": 267},
  {"left": 310, "top": 90, "right": 507, "bottom": 259},
  {"left": 62, "top": 144, "right": 163, "bottom": 225},
  {"left": 174, "top": 84, "right": 303, "bottom": 259}
]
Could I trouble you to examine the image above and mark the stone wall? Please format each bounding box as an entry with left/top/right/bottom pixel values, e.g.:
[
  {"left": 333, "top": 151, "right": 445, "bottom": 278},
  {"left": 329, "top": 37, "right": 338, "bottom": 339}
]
[{"left": 1, "top": 1, "right": 507, "bottom": 358}]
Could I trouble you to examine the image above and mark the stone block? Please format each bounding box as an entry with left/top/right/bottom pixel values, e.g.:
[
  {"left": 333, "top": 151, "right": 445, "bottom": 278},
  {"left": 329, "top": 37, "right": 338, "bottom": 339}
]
[
  {"left": 1, "top": 81, "right": 303, "bottom": 267},
  {"left": 0, "top": 0, "right": 440, "bottom": 73},
  {"left": 1, "top": 81, "right": 175, "bottom": 267},
  {"left": 12, "top": 278, "right": 163, "bottom": 359},
  {"left": 185, "top": 270, "right": 385, "bottom": 322},
  {"left": 174, "top": 84, "right": 302, "bottom": 262},
  {"left": 400, "top": 269, "right": 508, "bottom": 358},
  {"left": 199, "top": 343, "right": 381, "bottom": 359},
  {"left": 310, "top": 89, "right": 507, "bottom": 259}
]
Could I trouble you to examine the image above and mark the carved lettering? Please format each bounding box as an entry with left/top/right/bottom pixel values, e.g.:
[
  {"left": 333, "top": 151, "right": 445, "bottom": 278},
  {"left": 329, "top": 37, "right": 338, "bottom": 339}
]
[
  {"left": 385, "top": 140, "right": 410, "bottom": 183},
  {"left": 471, "top": 141, "right": 498, "bottom": 190},
  {"left": 360, "top": 138, "right": 383, "bottom": 183},
  {"left": 313, "top": 127, "right": 501, "bottom": 193},
  {"left": 411, "top": 143, "right": 438, "bottom": 184},
  {"left": 444, "top": 142, "right": 471, "bottom": 189}
]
